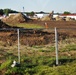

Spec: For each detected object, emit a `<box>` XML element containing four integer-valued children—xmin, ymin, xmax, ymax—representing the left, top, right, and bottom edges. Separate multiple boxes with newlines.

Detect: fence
<box><xmin>0</xmin><ymin>28</ymin><xmax>76</xmax><ymax>65</ymax></box>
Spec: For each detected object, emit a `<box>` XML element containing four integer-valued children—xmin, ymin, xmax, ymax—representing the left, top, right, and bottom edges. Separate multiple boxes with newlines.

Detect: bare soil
<box><xmin>0</xmin><ymin>20</ymin><xmax>76</xmax><ymax>46</ymax></box>
<box><xmin>29</xmin><ymin>20</ymin><xmax>76</xmax><ymax>28</ymax></box>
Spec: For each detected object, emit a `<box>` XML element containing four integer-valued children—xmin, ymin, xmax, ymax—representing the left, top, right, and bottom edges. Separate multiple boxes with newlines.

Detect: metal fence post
<box><xmin>17</xmin><ymin>29</ymin><xmax>20</xmax><ymax>64</ymax></box>
<box><xmin>55</xmin><ymin>27</ymin><xmax>59</xmax><ymax>65</ymax></box>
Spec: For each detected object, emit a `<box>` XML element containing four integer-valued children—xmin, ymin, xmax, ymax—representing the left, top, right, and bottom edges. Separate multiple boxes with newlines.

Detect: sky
<box><xmin>0</xmin><ymin>0</ymin><xmax>76</xmax><ymax>13</ymax></box>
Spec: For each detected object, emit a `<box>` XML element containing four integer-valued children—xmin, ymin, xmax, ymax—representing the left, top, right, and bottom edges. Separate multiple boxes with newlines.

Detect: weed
<box><xmin>0</xmin><ymin>60</ymin><xmax>12</xmax><ymax>70</ymax></box>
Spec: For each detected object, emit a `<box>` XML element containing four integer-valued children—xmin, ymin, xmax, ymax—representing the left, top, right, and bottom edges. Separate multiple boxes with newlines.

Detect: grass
<box><xmin>0</xmin><ymin>37</ymin><xmax>76</xmax><ymax>74</ymax></box>
<box><xmin>61</xmin><ymin>44</ymin><xmax>76</xmax><ymax>52</ymax></box>
<box><xmin>58</xmin><ymin>38</ymin><xmax>76</xmax><ymax>52</ymax></box>
<box><xmin>0</xmin><ymin>60</ymin><xmax>12</xmax><ymax>70</ymax></box>
<box><xmin>1</xmin><ymin>56</ymin><xmax>76</xmax><ymax>75</ymax></box>
<box><xmin>7</xmin><ymin>23</ymin><xmax>44</xmax><ymax>29</ymax></box>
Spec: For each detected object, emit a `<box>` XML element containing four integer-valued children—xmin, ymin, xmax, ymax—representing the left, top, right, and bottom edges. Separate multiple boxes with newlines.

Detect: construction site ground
<box><xmin>0</xmin><ymin>20</ymin><xmax>76</xmax><ymax>46</ymax></box>
<box><xmin>0</xmin><ymin>20</ymin><xmax>76</xmax><ymax>64</ymax></box>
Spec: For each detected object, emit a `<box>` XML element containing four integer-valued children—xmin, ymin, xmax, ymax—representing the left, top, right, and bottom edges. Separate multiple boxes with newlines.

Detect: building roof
<box><xmin>60</xmin><ymin>14</ymin><xmax>76</xmax><ymax>16</ymax></box>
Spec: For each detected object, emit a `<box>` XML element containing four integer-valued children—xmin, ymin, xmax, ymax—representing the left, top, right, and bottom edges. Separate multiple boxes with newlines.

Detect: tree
<box><xmin>3</xmin><ymin>8</ymin><xmax>18</xmax><ymax>16</ymax></box>
<box><xmin>30</xmin><ymin>11</ymin><xmax>35</xmax><ymax>16</ymax></box>
<box><xmin>3</xmin><ymin>9</ymin><xmax>9</xmax><ymax>16</ymax></box>
<box><xmin>26</xmin><ymin>11</ymin><xmax>35</xmax><ymax>16</ymax></box>
<box><xmin>0</xmin><ymin>9</ymin><xmax>4</xmax><ymax>15</ymax></box>
<box><xmin>63</xmin><ymin>11</ymin><xmax>71</xmax><ymax>15</ymax></box>
<box><xmin>39</xmin><ymin>11</ymin><xmax>44</xmax><ymax>13</ymax></box>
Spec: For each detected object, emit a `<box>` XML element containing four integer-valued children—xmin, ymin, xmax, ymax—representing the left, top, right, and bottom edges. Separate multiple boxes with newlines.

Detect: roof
<box><xmin>60</xmin><ymin>14</ymin><xmax>76</xmax><ymax>16</ymax></box>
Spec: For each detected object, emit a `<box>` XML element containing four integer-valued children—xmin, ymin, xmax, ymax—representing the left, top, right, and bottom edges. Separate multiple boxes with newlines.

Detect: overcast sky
<box><xmin>0</xmin><ymin>0</ymin><xmax>76</xmax><ymax>13</ymax></box>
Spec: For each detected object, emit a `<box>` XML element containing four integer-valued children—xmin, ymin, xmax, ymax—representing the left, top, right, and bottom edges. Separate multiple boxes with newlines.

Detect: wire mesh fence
<box><xmin>0</xmin><ymin>28</ymin><xmax>76</xmax><ymax>65</ymax></box>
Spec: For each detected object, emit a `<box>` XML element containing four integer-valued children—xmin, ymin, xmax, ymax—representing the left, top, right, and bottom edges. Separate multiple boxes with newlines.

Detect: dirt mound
<box><xmin>41</xmin><ymin>15</ymin><xmax>51</xmax><ymax>21</ymax></box>
<box><xmin>2</xmin><ymin>13</ymin><xmax>32</xmax><ymax>23</ymax></box>
<box><xmin>0</xmin><ymin>29</ymin><xmax>76</xmax><ymax>46</ymax></box>
<box><xmin>55</xmin><ymin>16</ymin><xmax>63</xmax><ymax>21</ymax></box>
<box><xmin>0</xmin><ymin>20</ymin><xmax>11</xmax><ymax>28</ymax></box>
<box><xmin>65</xmin><ymin>17</ymin><xmax>75</xmax><ymax>21</ymax></box>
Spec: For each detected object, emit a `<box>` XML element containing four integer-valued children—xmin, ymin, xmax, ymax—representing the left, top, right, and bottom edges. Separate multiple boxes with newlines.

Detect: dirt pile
<box><xmin>0</xmin><ymin>30</ymin><xmax>54</xmax><ymax>46</ymax></box>
<box><xmin>2</xmin><ymin>13</ymin><xmax>32</xmax><ymax>23</ymax></box>
<box><xmin>0</xmin><ymin>29</ymin><xmax>76</xmax><ymax>47</ymax></box>
<box><xmin>55</xmin><ymin>16</ymin><xmax>63</xmax><ymax>21</ymax></box>
<box><xmin>65</xmin><ymin>17</ymin><xmax>75</xmax><ymax>21</ymax></box>
<box><xmin>41</xmin><ymin>15</ymin><xmax>51</xmax><ymax>21</ymax></box>
<box><xmin>0</xmin><ymin>20</ymin><xmax>11</xmax><ymax>28</ymax></box>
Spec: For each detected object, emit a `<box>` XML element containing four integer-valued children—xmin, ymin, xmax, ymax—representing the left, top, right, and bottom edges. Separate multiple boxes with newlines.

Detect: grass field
<box><xmin>0</xmin><ymin>37</ymin><xmax>76</xmax><ymax>75</ymax></box>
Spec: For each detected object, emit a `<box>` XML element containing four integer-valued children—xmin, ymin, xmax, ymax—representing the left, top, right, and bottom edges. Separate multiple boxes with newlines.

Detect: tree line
<box><xmin>0</xmin><ymin>9</ymin><xmax>18</xmax><ymax>16</ymax></box>
<box><xmin>0</xmin><ymin>9</ymin><xmax>35</xmax><ymax>16</ymax></box>
<box><xmin>0</xmin><ymin>8</ymin><xmax>71</xmax><ymax>16</ymax></box>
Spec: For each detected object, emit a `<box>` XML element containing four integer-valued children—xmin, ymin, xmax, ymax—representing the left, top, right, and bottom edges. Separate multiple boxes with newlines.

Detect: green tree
<box><xmin>26</xmin><ymin>11</ymin><xmax>35</xmax><ymax>17</ymax></box>
<box><xmin>63</xmin><ymin>11</ymin><xmax>71</xmax><ymax>15</ymax></box>
<box><xmin>0</xmin><ymin>9</ymin><xmax>4</xmax><ymax>15</ymax></box>
<box><xmin>30</xmin><ymin>11</ymin><xmax>35</xmax><ymax>16</ymax></box>
<box><xmin>3</xmin><ymin>8</ymin><xmax>18</xmax><ymax>16</ymax></box>
<box><xmin>3</xmin><ymin>9</ymin><xmax>9</xmax><ymax>16</ymax></box>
